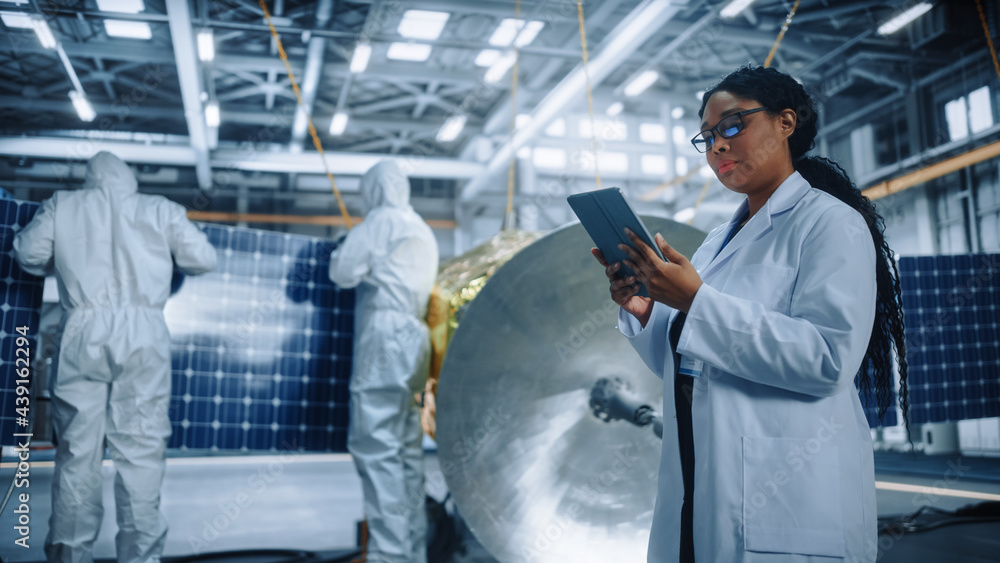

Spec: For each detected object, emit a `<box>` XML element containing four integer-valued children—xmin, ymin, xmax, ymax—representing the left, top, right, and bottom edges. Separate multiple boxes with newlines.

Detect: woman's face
<box><xmin>700</xmin><ymin>91</ymin><xmax>796</xmax><ymax>196</ymax></box>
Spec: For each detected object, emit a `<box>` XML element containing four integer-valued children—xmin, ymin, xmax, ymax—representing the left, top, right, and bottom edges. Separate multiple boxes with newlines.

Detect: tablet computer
<box><xmin>567</xmin><ymin>187</ymin><xmax>665</xmax><ymax>298</ymax></box>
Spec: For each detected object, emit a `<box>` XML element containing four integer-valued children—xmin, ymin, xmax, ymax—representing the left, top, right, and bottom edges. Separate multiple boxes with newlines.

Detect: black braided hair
<box><xmin>698</xmin><ymin>65</ymin><xmax>909</xmax><ymax>430</ymax></box>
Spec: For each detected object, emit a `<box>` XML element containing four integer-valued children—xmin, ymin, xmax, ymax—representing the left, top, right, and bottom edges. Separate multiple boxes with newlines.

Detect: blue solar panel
<box><xmin>0</xmin><ymin>200</ymin><xmax>44</xmax><ymax>446</ymax></box>
<box><xmin>0</xmin><ymin>198</ymin><xmax>354</xmax><ymax>452</ymax></box>
<box><xmin>165</xmin><ymin>225</ymin><xmax>354</xmax><ymax>452</ymax></box>
<box><xmin>899</xmin><ymin>254</ymin><xmax>1000</xmax><ymax>424</ymax></box>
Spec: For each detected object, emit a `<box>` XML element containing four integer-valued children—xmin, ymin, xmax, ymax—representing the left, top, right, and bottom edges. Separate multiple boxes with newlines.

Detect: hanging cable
<box><xmin>504</xmin><ymin>0</ymin><xmax>522</xmax><ymax>230</ymax></box>
<box><xmin>763</xmin><ymin>0</ymin><xmax>802</xmax><ymax>68</ymax></box>
<box><xmin>577</xmin><ymin>0</ymin><xmax>601</xmax><ymax>189</ymax></box>
<box><xmin>976</xmin><ymin>0</ymin><xmax>1000</xmax><ymax>85</ymax></box>
<box><xmin>258</xmin><ymin>0</ymin><xmax>353</xmax><ymax>229</ymax></box>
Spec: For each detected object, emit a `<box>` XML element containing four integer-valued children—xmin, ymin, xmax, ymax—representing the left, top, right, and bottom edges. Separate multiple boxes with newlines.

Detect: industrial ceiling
<box><xmin>0</xmin><ymin>0</ymin><xmax>992</xmax><ymax>251</ymax></box>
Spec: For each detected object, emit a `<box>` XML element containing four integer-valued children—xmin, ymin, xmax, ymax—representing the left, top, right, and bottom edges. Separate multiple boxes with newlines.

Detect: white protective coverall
<box><xmin>13</xmin><ymin>151</ymin><xmax>218</xmax><ymax>563</ymax></box>
<box><xmin>329</xmin><ymin>160</ymin><xmax>439</xmax><ymax>563</ymax></box>
<box><xmin>619</xmin><ymin>171</ymin><xmax>878</xmax><ymax>562</ymax></box>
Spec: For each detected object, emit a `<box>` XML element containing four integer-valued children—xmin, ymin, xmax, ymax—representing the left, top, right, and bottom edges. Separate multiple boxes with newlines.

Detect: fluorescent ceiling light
<box><xmin>204</xmin><ymin>100</ymin><xmax>220</xmax><ymax>127</ymax></box>
<box><xmin>671</xmin><ymin>107</ymin><xmax>684</xmax><ymax>119</ymax></box>
<box><xmin>675</xmin><ymin>156</ymin><xmax>688</xmax><ymax>176</ymax></box>
<box><xmin>484</xmin><ymin>51</ymin><xmax>516</xmax><ymax>84</ymax></box>
<box><xmin>104</xmin><ymin>19</ymin><xmax>152</xmax><ymax>39</ymax></box>
<box><xmin>695</xmin><ymin>90</ymin><xmax>705</xmax><ymax>101</ymax></box>
<box><xmin>1</xmin><ymin>11</ymin><xmax>33</xmax><ymax>28</ymax></box>
<box><xmin>475</xmin><ymin>49</ymin><xmax>501</xmax><ymax>67</ymax></box>
<box><xmin>720</xmin><ymin>0</ymin><xmax>756</xmax><ymax>20</ymax></box>
<box><xmin>397</xmin><ymin>10</ymin><xmax>449</xmax><ymax>40</ymax></box>
<box><xmin>516</xmin><ymin>114</ymin><xmax>531</xmax><ymax>129</ymax></box>
<box><xmin>623</xmin><ymin>70</ymin><xmax>658</xmax><ymax>97</ymax></box>
<box><xmin>489</xmin><ymin>18</ymin><xmax>544</xmax><ymax>48</ymax></box>
<box><xmin>436</xmin><ymin>114</ymin><xmax>466</xmax><ymax>142</ymax></box>
<box><xmin>606</xmin><ymin>102</ymin><xmax>624</xmax><ymax>117</ymax></box>
<box><xmin>0</xmin><ymin>1</ymin><xmax>29</xmax><ymax>5</ymax></box>
<box><xmin>95</xmin><ymin>0</ymin><xmax>144</xmax><ymax>13</ymax></box>
<box><xmin>517</xmin><ymin>146</ymin><xmax>532</xmax><ymax>159</ymax></box>
<box><xmin>877</xmin><ymin>2</ymin><xmax>933</xmax><ymax>35</ymax></box>
<box><xmin>329</xmin><ymin>112</ymin><xmax>348</xmax><ymax>135</ymax></box>
<box><xmin>386</xmin><ymin>42</ymin><xmax>431</xmax><ymax>62</ymax></box>
<box><xmin>32</xmin><ymin>17</ymin><xmax>56</xmax><ymax>48</ymax></box>
<box><xmin>69</xmin><ymin>90</ymin><xmax>96</xmax><ymax>122</ymax></box>
<box><xmin>197</xmin><ymin>29</ymin><xmax>214</xmax><ymax>62</ymax></box>
<box><xmin>350</xmin><ymin>42</ymin><xmax>371</xmax><ymax>73</ymax></box>
<box><xmin>699</xmin><ymin>165</ymin><xmax>714</xmax><ymax>178</ymax></box>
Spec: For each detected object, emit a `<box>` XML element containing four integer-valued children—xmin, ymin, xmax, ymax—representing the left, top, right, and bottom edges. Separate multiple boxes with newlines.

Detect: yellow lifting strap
<box><xmin>976</xmin><ymin>0</ymin><xmax>1000</xmax><ymax>85</ymax></box>
<box><xmin>505</xmin><ymin>0</ymin><xmax>522</xmax><ymax>227</ymax></box>
<box><xmin>764</xmin><ymin>0</ymin><xmax>802</xmax><ymax>68</ymax></box>
<box><xmin>258</xmin><ymin>0</ymin><xmax>353</xmax><ymax>229</ymax></box>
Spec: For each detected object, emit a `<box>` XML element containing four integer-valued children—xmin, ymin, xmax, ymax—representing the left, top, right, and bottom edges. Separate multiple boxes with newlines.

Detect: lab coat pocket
<box><xmin>723</xmin><ymin>264</ymin><xmax>795</xmax><ymax>313</ymax></box>
<box><xmin>742</xmin><ymin>436</ymin><xmax>845</xmax><ymax>558</ymax></box>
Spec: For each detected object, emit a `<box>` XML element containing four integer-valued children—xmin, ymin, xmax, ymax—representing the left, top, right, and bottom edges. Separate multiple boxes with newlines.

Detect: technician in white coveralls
<box><xmin>593</xmin><ymin>66</ymin><xmax>909</xmax><ymax>562</ymax></box>
<box><xmin>13</xmin><ymin>151</ymin><xmax>217</xmax><ymax>563</ymax></box>
<box><xmin>329</xmin><ymin>160</ymin><xmax>439</xmax><ymax>563</ymax></box>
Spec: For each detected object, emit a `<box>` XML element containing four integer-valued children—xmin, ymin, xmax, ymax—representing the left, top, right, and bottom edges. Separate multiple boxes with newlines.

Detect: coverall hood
<box><xmin>83</xmin><ymin>151</ymin><xmax>138</xmax><ymax>194</ymax></box>
<box><xmin>360</xmin><ymin>160</ymin><xmax>410</xmax><ymax>213</ymax></box>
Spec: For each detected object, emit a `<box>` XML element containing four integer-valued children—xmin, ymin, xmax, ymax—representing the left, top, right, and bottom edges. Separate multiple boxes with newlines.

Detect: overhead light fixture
<box><xmin>484</xmin><ymin>51</ymin><xmax>516</xmax><ymax>84</ymax></box>
<box><xmin>386</xmin><ymin>42</ymin><xmax>431</xmax><ymax>62</ymax></box>
<box><xmin>197</xmin><ymin>29</ymin><xmax>214</xmax><ymax>62</ymax></box>
<box><xmin>329</xmin><ymin>111</ymin><xmax>348</xmax><ymax>135</ymax></box>
<box><xmin>720</xmin><ymin>0</ymin><xmax>756</xmax><ymax>20</ymax></box>
<box><xmin>350</xmin><ymin>42</ymin><xmax>371</xmax><ymax>73</ymax></box>
<box><xmin>489</xmin><ymin>18</ymin><xmax>545</xmax><ymax>48</ymax></box>
<box><xmin>0</xmin><ymin>11</ymin><xmax>31</xmax><ymax>27</ymax></box>
<box><xmin>397</xmin><ymin>10</ymin><xmax>449</xmax><ymax>40</ymax></box>
<box><xmin>104</xmin><ymin>19</ymin><xmax>152</xmax><ymax>39</ymax></box>
<box><xmin>95</xmin><ymin>0</ymin><xmax>145</xmax><ymax>13</ymax></box>
<box><xmin>0</xmin><ymin>1</ymin><xmax>29</xmax><ymax>5</ymax></box>
<box><xmin>475</xmin><ymin>49</ymin><xmax>501</xmax><ymax>67</ymax></box>
<box><xmin>877</xmin><ymin>2</ymin><xmax>933</xmax><ymax>35</ymax></box>
<box><xmin>436</xmin><ymin>114</ymin><xmax>466</xmax><ymax>142</ymax></box>
<box><xmin>32</xmin><ymin>17</ymin><xmax>56</xmax><ymax>48</ymax></box>
<box><xmin>623</xmin><ymin>70</ymin><xmax>658</xmax><ymax>97</ymax></box>
<box><xmin>695</xmin><ymin>90</ymin><xmax>706</xmax><ymax>101</ymax></box>
<box><xmin>69</xmin><ymin>90</ymin><xmax>96</xmax><ymax>122</ymax></box>
<box><xmin>671</xmin><ymin>106</ymin><xmax>684</xmax><ymax>119</ymax></box>
<box><xmin>1</xmin><ymin>11</ymin><xmax>55</xmax><ymax>47</ymax></box>
<box><xmin>606</xmin><ymin>102</ymin><xmax>624</xmax><ymax>117</ymax></box>
<box><xmin>204</xmin><ymin>100</ymin><xmax>220</xmax><ymax>127</ymax></box>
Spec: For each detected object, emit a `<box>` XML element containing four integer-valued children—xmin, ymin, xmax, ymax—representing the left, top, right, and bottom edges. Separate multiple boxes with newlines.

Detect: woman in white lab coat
<box><xmin>592</xmin><ymin>66</ymin><xmax>909</xmax><ymax>562</ymax></box>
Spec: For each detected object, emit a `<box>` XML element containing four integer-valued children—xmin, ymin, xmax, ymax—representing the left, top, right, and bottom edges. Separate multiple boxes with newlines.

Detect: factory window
<box><xmin>641</xmin><ymin>154</ymin><xmax>668</xmax><ymax>176</ymax></box>
<box><xmin>943</xmin><ymin>85</ymin><xmax>995</xmax><ymax>144</ymax></box>
<box><xmin>675</xmin><ymin>156</ymin><xmax>689</xmax><ymax>176</ymax></box>
<box><xmin>579</xmin><ymin>117</ymin><xmax>627</xmax><ymax>141</ymax></box>
<box><xmin>533</xmin><ymin>147</ymin><xmax>566</xmax><ymax>169</ymax></box>
<box><xmin>672</xmin><ymin>125</ymin><xmax>687</xmax><ymax>145</ymax></box>
<box><xmin>578</xmin><ymin>151</ymin><xmax>629</xmax><ymax>173</ymax></box>
<box><xmin>639</xmin><ymin>123</ymin><xmax>667</xmax><ymax>144</ymax></box>
<box><xmin>545</xmin><ymin>118</ymin><xmax>566</xmax><ymax>137</ymax></box>
<box><xmin>968</xmin><ymin>86</ymin><xmax>994</xmax><ymax>134</ymax></box>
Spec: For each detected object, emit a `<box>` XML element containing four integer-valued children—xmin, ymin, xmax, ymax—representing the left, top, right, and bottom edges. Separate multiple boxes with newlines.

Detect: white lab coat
<box><xmin>619</xmin><ymin>172</ymin><xmax>878</xmax><ymax>562</ymax></box>
<box><xmin>13</xmin><ymin>151</ymin><xmax>217</xmax><ymax>563</ymax></box>
<box><xmin>330</xmin><ymin>160</ymin><xmax>438</xmax><ymax>563</ymax></box>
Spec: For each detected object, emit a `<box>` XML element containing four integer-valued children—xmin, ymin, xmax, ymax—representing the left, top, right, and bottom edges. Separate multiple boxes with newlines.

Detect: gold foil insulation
<box><xmin>421</xmin><ymin>229</ymin><xmax>542</xmax><ymax>439</ymax></box>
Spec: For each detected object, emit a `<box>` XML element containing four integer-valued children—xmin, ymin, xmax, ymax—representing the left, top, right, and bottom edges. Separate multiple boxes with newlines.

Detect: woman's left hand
<box><xmin>619</xmin><ymin>229</ymin><xmax>703</xmax><ymax>313</ymax></box>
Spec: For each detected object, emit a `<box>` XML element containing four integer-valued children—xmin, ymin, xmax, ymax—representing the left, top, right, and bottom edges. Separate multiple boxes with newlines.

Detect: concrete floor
<box><xmin>0</xmin><ymin>450</ymin><xmax>998</xmax><ymax>562</ymax></box>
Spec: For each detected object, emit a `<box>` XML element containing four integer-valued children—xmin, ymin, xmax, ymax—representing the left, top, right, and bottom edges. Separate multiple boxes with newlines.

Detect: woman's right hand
<box><xmin>591</xmin><ymin>248</ymin><xmax>653</xmax><ymax>327</ymax></box>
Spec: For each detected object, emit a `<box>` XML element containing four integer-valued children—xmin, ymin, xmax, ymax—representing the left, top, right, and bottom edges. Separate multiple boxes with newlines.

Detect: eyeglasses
<box><xmin>690</xmin><ymin>107</ymin><xmax>767</xmax><ymax>153</ymax></box>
